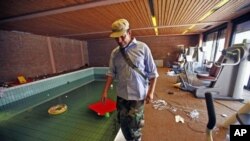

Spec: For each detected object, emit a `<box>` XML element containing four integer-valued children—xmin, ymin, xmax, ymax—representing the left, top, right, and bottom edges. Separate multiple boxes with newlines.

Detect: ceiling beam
<box><xmin>0</xmin><ymin>0</ymin><xmax>131</xmax><ymax>24</ymax></box>
<box><xmin>61</xmin><ymin>20</ymin><xmax>228</xmax><ymax>37</ymax></box>
<box><xmin>84</xmin><ymin>32</ymin><xmax>200</xmax><ymax>41</ymax></box>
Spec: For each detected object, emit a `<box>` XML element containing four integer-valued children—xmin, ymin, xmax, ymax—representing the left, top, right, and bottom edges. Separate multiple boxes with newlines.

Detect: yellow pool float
<box><xmin>48</xmin><ymin>104</ymin><xmax>68</xmax><ymax>115</ymax></box>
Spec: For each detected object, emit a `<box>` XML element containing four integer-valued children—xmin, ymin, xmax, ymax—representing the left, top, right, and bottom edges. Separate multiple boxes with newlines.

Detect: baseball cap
<box><xmin>110</xmin><ymin>19</ymin><xmax>129</xmax><ymax>38</ymax></box>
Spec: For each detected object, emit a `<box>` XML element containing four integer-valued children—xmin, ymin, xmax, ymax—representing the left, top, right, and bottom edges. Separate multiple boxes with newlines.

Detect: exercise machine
<box><xmin>172</xmin><ymin>45</ymin><xmax>201</xmax><ymax>74</ymax></box>
<box><xmin>171</xmin><ymin>45</ymin><xmax>187</xmax><ymax>74</ymax></box>
<box><xmin>205</xmin><ymin>93</ymin><xmax>216</xmax><ymax>141</ymax></box>
<box><xmin>243</xmin><ymin>45</ymin><xmax>250</xmax><ymax>91</ymax></box>
<box><xmin>176</xmin><ymin>46</ymin><xmax>215</xmax><ymax>92</ymax></box>
<box><xmin>195</xmin><ymin>40</ymin><xmax>250</xmax><ymax>100</ymax></box>
<box><xmin>244</xmin><ymin>76</ymin><xmax>250</xmax><ymax>91</ymax></box>
<box><xmin>178</xmin><ymin>40</ymin><xmax>249</xmax><ymax>101</ymax></box>
<box><xmin>177</xmin><ymin>52</ymin><xmax>224</xmax><ymax>92</ymax></box>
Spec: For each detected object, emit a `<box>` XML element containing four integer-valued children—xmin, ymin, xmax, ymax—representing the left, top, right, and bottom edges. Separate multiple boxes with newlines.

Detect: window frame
<box><xmin>202</xmin><ymin>23</ymin><xmax>227</xmax><ymax>62</ymax></box>
<box><xmin>230</xmin><ymin>11</ymin><xmax>250</xmax><ymax>46</ymax></box>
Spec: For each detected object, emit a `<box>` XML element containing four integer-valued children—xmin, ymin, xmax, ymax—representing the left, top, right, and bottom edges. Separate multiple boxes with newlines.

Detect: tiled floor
<box><xmin>0</xmin><ymin>81</ymin><xmax>118</xmax><ymax>141</ymax></box>
<box><xmin>141</xmin><ymin>68</ymin><xmax>248</xmax><ymax>141</ymax></box>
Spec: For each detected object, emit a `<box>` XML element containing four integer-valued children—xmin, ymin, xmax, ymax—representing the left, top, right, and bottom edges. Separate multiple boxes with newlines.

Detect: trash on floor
<box><xmin>188</xmin><ymin>109</ymin><xmax>200</xmax><ymax>119</ymax></box>
<box><xmin>175</xmin><ymin>115</ymin><xmax>185</xmax><ymax>123</ymax></box>
<box><xmin>152</xmin><ymin>99</ymin><xmax>167</xmax><ymax>110</ymax></box>
<box><xmin>166</xmin><ymin>71</ymin><xmax>178</xmax><ymax>76</ymax></box>
<box><xmin>170</xmin><ymin>106</ymin><xmax>177</xmax><ymax>112</ymax></box>
<box><xmin>168</xmin><ymin>91</ymin><xmax>174</xmax><ymax>95</ymax></box>
<box><xmin>173</xmin><ymin>82</ymin><xmax>181</xmax><ymax>88</ymax></box>
<box><xmin>221</xmin><ymin>114</ymin><xmax>228</xmax><ymax>117</ymax></box>
<box><xmin>17</xmin><ymin>75</ymin><xmax>27</xmax><ymax>84</ymax></box>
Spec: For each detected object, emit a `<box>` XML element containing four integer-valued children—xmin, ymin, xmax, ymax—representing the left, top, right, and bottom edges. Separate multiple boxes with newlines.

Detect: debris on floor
<box><xmin>221</xmin><ymin>114</ymin><xmax>228</xmax><ymax>117</ymax></box>
<box><xmin>188</xmin><ymin>109</ymin><xmax>200</xmax><ymax>119</ymax></box>
<box><xmin>168</xmin><ymin>91</ymin><xmax>174</xmax><ymax>95</ymax></box>
<box><xmin>170</xmin><ymin>106</ymin><xmax>177</xmax><ymax>112</ymax></box>
<box><xmin>175</xmin><ymin>115</ymin><xmax>185</xmax><ymax>123</ymax></box>
<box><xmin>152</xmin><ymin>100</ymin><xmax>167</xmax><ymax>110</ymax></box>
<box><xmin>166</xmin><ymin>71</ymin><xmax>178</xmax><ymax>76</ymax></box>
<box><xmin>173</xmin><ymin>82</ymin><xmax>181</xmax><ymax>88</ymax></box>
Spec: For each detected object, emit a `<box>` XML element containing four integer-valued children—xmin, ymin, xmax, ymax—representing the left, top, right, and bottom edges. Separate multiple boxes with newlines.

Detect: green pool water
<box><xmin>0</xmin><ymin>81</ymin><xmax>118</xmax><ymax>141</ymax></box>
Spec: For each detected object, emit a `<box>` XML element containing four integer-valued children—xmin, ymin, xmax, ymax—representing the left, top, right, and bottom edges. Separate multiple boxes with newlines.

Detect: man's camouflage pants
<box><xmin>117</xmin><ymin>96</ymin><xmax>144</xmax><ymax>141</ymax></box>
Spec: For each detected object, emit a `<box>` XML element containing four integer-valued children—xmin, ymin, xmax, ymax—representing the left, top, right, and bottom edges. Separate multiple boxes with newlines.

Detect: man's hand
<box><xmin>101</xmin><ymin>92</ymin><xmax>108</xmax><ymax>104</ymax></box>
<box><xmin>145</xmin><ymin>92</ymin><xmax>153</xmax><ymax>104</ymax></box>
<box><xmin>101</xmin><ymin>76</ymin><xmax>113</xmax><ymax>104</ymax></box>
<box><xmin>145</xmin><ymin>77</ymin><xmax>157</xmax><ymax>104</ymax></box>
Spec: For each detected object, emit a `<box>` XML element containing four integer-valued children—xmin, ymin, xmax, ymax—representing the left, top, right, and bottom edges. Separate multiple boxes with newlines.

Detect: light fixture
<box><xmin>182</xmin><ymin>30</ymin><xmax>188</xmax><ymax>35</ymax></box>
<box><xmin>154</xmin><ymin>27</ymin><xmax>159</xmax><ymax>36</ymax></box>
<box><xmin>188</xmin><ymin>24</ymin><xmax>196</xmax><ymax>30</ymax></box>
<box><xmin>198</xmin><ymin>10</ymin><xmax>215</xmax><ymax>22</ymax></box>
<box><xmin>214</xmin><ymin>0</ymin><xmax>230</xmax><ymax>10</ymax></box>
<box><xmin>152</xmin><ymin>16</ymin><xmax>157</xmax><ymax>27</ymax></box>
<box><xmin>149</xmin><ymin>0</ymin><xmax>158</xmax><ymax>36</ymax></box>
<box><xmin>182</xmin><ymin>0</ymin><xmax>229</xmax><ymax>34</ymax></box>
<box><xmin>152</xmin><ymin>16</ymin><xmax>158</xmax><ymax>35</ymax></box>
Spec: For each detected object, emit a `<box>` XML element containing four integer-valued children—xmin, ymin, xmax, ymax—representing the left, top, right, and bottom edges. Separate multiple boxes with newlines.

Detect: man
<box><xmin>101</xmin><ymin>19</ymin><xmax>158</xmax><ymax>141</ymax></box>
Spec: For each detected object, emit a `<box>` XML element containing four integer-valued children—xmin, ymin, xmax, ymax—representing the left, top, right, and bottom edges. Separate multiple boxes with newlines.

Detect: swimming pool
<box><xmin>0</xmin><ymin>67</ymin><xmax>120</xmax><ymax>140</ymax></box>
<box><xmin>0</xmin><ymin>80</ymin><xmax>118</xmax><ymax>141</ymax></box>
<box><xmin>0</xmin><ymin>67</ymin><xmax>108</xmax><ymax>120</ymax></box>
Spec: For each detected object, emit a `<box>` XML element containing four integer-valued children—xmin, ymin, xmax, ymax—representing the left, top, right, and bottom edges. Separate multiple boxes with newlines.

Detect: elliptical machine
<box><xmin>195</xmin><ymin>40</ymin><xmax>250</xmax><ymax>100</ymax></box>
<box><xmin>176</xmin><ymin>46</ymin><xmax>212</xmax><ymax>92</ymax></box>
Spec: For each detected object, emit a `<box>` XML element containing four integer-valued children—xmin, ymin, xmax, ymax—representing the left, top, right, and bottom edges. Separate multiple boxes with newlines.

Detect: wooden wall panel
<box><xmin>88</xmin><ymin>39</ymin><xmax>117</xmax><ymax>67</ymax></box>
<box><xmin>88</xmin><ymin>35</ymin><xmax>199</xmax><ymax>67</ymax></box>
<box><xmin>50</xmin><ymin>37</ymin><xmax>84</xmax><ymax>73</ymax></box>
<box><xmin>0</xmin><ymin>30</ymin><xmax>51</xmax><ymax>82</ymax></box>
<box><xmin>138</xmin><ymin>35</ymin><xmax>199</xmax><ymax>66</ymax></box>
<box><xmin>0</xmin><ymin>30</ymin><xmax>87</xmax><ymax>82</ymax></box>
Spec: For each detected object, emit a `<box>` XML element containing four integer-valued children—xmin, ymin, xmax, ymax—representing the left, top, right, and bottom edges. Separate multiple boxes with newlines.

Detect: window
<box><xmin>203</xmin><ymin>26</ymin><xmax>226</xmax><ymax>62</ymax></box>
<box><xmin>216</xmin><ymin>29</ymin><xmax>226</xmax><ymax>61</ymax></box>
<box><xmin>232</xmin><ymin>20</ymin><xmax>250</xmax><ymax>44</ymax></box>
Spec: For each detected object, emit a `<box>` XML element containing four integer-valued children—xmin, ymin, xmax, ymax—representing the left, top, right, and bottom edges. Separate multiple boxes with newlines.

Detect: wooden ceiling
<box><xmin>0</xmin><ymin>0</ymin><xmax>250</xmax><ymax>41</ymax></box>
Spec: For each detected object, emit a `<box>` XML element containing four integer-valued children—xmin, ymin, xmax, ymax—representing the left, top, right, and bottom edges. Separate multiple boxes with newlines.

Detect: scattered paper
<box><xmin>170</xmin><ymin>107</ymin><xmax>177</xmax><ymax>112</ymax></box>
<box><xmin>189</xmin><ymin>109</ymin><xmax>199</xmax><ymax>119</ymax></box>
<box><xmin>166</xmin><ymin>71</ymin><xmax>178</xmax><ymax>76</ymax></box>
<box><xmin>175</xmin><ymin>115</ymin><xmax>185</xmax><ymax>123</ymax></box>
<box><xmin>221</xmin><ymin>114</ymin><xmax>228</xmax><ymax>117</ymax></box>
<box><xmin>152</xmin><ymin>100</ymin><xmax>167</xmax><ymax>110</ymax></box>
<box><xmin>173</xmin><ymin>83</ymin><xmax>181</xmax><ymax>88</ymax></box>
